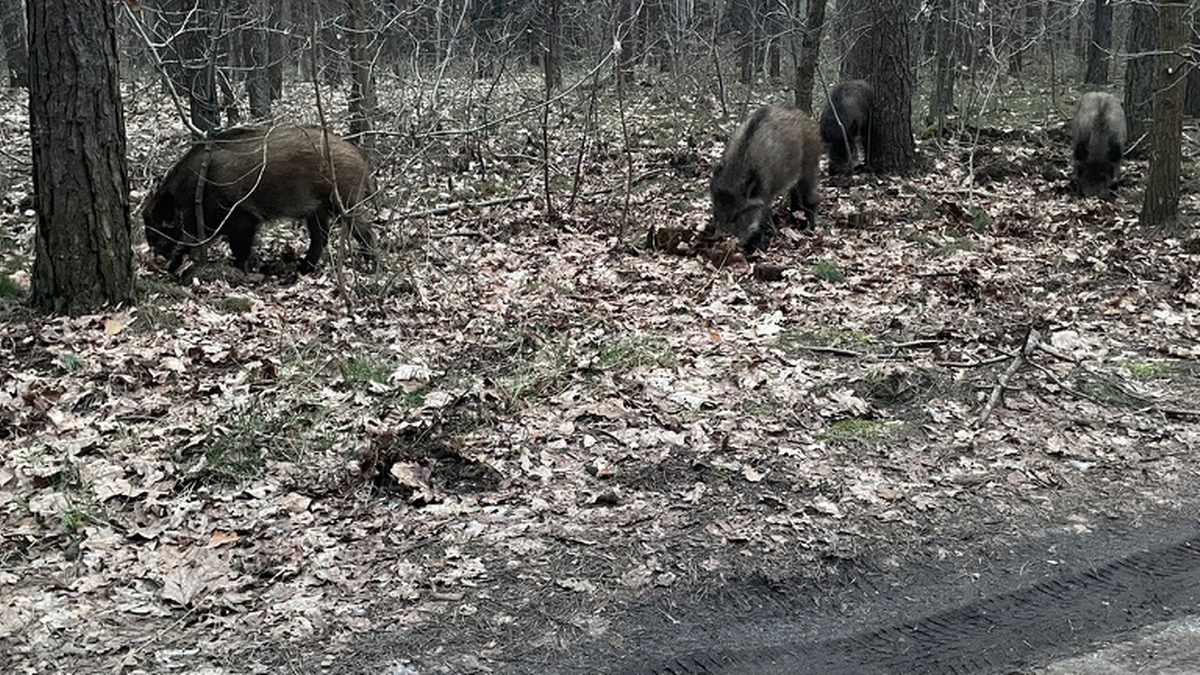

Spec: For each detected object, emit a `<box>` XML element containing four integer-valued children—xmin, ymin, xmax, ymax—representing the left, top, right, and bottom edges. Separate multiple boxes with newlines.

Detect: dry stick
<box><xmin>540</xmin><ymin>62</ymin><xmax>555</xmax><ymax>221</ymax></box>
<box><xmin>614</xmin><ymin>38</ymin><xmax>634</xmax><ymax>241</ymax></box>
<box><xmin>975</xmin><ymin>328</ymin><xmax>1041</xmax><ymax>428</ymax></box>
<box><xmin>308</xmin><ymin>18</ymin><xmax>351</xmax><ymax>310</ymax></box>
<box><xmin>799</xmin><ymin>345</ymin><xmax>864</xmax><ymax>358</ymax></box>
<box><xmin>568</xmin><ymin>66</ymin><xmax>603</xmax><ymax>213</ymax></box>
<box><xmin>404</xmin><ymin>194</ymin><xmax>535</xmax><ymax>219</ymax></box>
<box><xmin>937</xmin><ymin>354</ymin><xmax>1012</xmax><ymax>369</ymax></box>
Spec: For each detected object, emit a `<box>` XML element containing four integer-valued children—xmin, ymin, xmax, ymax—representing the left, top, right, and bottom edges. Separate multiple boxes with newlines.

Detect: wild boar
<box><xmin>143</xmin><ymin>125</ymin><xmax>377</xmax><ymax>274</ymax></box>
<box><xmin>709</xmin><ymin>104</ymin><xmax>821</xmax><ymax>252</ymax></box>
<box><xmin>1072</xmin><ymin>92</ymin><xmax>1127</xmax><ymax>198</ymax></box>
<box><xmin>819</xmin><ymin>80</ymin><xmax>874</xmax><ymax>176</ymax></box>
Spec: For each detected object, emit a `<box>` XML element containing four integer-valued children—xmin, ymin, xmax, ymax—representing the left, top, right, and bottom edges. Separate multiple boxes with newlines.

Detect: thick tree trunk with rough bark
<box><xmin>1124</xmin><ymin>3</ymin><xmax>1158</xmax><ymax>148</ymax></box>
<box><xmin>1140</xmin><ymin>0</ymin><xmax>1188</xmax><ymax>231</ymax></box>
<box><xmin>27</xmin><ymin>0</ymin><xmax>133</xmax><ymax>314</ymax></box>
<box><xmin>1084</xmin><ymin>0</ymin><xmax>1113</xmax><ymax>85</ymax></box>
<box><xmin>840</xmin><ymin>0</ymin><xmax>916</xmax><ymax>174</ymax></box>
<box><xmin>793</xmin><ymin>0</ymin><xmax>828</xmax><ymax>114</ymax></box>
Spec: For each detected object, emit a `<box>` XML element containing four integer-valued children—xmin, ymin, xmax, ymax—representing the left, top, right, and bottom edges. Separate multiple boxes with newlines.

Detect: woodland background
<box><xmin>1</xmin><ymin>1</ymin><xmax>1199</xmax><ymax>674</ymax></box>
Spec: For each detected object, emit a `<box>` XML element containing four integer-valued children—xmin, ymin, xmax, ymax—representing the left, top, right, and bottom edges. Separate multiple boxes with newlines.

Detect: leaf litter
<box><xmin>1</xmin><ymin>76</ymin><xmax>1199</xmax><ymax>674</ymax></box>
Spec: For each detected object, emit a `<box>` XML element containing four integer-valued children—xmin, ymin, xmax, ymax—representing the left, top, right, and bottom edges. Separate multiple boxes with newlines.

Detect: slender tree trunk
<box><xmin>27</xmin><ymin>0</ymin><xmax>134</xmax><ymax>314</ymax></box>
<box><xmin>928</xmin><ymin>0</ymin><xmax>958</xmax><ymax>133</ymax></box>
<box><xmin>1186</xmin><ymin>3</ymin><xmax>1200</xmax><ymax>116</ymax></box>
<box><xmin>840</xmin><ymin>0</ymin><xmax>916</xmax><ymax>174</ymax></box>
<box><xmin>1084</xmin><ymin>0</ymin><xmax>1113</xmax><ymax>85</ymax></box>
<box><xmin>1</xmin><ymin>0</ymin><xmax>28</xmax><ymax>87</ymax></box>
<box><xmin>734</xmin><ymin>0</ymin><xmax>761</xmax><ymax>84</ymax></box>
<box><xmin>1124</xmin><ymin>2</ymin><xmax>1158</xmax><ymax>148</ymax></box>
<box><xmin>160</xmin><ymin>0</ymin><xmax>222</xmax><ymax>133</ymax></box>
<box><xmin>793</xmin><ymin>0</ymin><xmax>828</xmax><ymax>114</ymax></box>
<box><xmin>616</xmin><ymin>0</ymin><xmax>635</xmax><ymax>84</ymax></box>
<box><xmin>268</xmin><ymin>0</ymin><xmax>289</xmax><ymax>100</ymax></box>
<box><xmin>1140</xmin><ymin>0</ymin><xmax>1189</xmax><ymax>231</ymax></box>
<box><xmin>246</xmin><ymin>0</ymin><xmax>271</xmax><ymax>117</ymax></box>
<box><xmin>347</xmin><ymin>0</ymin><xmax>374</xmax><ymax>141</ymax></box>
<box><xmin>542</xmin><ymin>0</ymin><xmax>561</xmax><ymax>90</ymax></box>
<box><xmin>767</xmin><ymin>4</ymin><xmax>781</xmax><ymax>80</ymax></box>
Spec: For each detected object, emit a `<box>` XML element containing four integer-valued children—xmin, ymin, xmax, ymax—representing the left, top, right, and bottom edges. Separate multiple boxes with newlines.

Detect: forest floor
<box><xmin>2</xmin><ymin>74</ymin><xmax>1200</xmax><ymax>674</ymax></box>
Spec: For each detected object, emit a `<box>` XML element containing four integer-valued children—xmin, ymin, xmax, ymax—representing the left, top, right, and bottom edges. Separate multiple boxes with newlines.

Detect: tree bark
<box><xmin>246</xmin><ymin>0</ymin><xmax>272</xmax><ymax>118</ymax></box>
<box><xmin>793</xmin><ymin>0</ymin><xmax>828</xmax><ymax>114</ymax></box>
<box><xmin>347</xmin><ymin>0</ymin><xmax>375</xmax><ymax>141</ymax></box>
<box><xmin>928</xmin><ymin>0</ymin><xmax>958</xmax><ymax>134</ymax></box>
<box><xmin>1140</xmin><ymin>0</ymin><xmax>1188</xmax><ymax>231</ymax></box>
<box><xmin>27</xmin><ymin>0</ymin><xmax>134</xmax><ymax>314</ymax></box>
<box><xmin>268</xmin><ymin>0</ymin><xmax>290</xmax><ymax>100</ymax></box>
<box><xmin>1123</xmin><ymin>2</ymin><xmax>1158</xmax><ymax>148</ymax></box>
<box><xmin>1186</xmin><ymin>3</ymin><xmax>1200</xmax><ymax>117</ymax></box>
<box><xmin>615</xmin><ymin>0</ymin><xmax>635</xmax><ymax>84</ymax></box>
<box><xmin>840</xmin><ymin>0</ymin><xmax>916</xmax><ymax>174</ymax></box>
<box><xmin>1</xmin><ymin>0</ymin><xmax>28</xmax><ymax>87</ymax></box>
<box><xmin>542</xmin><ymin>0</ymin><xmax>561</xmax><ymax>91</ymax></box>
<box><xmin>1084</xmin><ymin>0</ymin><xmax>1113</xmax><ymax>85</ymax></box>
<box><xmin>160</xmin><ymin>0</ymin><xmax>222</xmax><ymax>133</ymax></box>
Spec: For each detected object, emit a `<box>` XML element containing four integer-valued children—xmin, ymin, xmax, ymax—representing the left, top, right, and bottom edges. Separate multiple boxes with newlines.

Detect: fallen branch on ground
<box><xmin>975</xmin><ymin>328</ymin><xmax>1041</xmax><ymax>428</ymax></box>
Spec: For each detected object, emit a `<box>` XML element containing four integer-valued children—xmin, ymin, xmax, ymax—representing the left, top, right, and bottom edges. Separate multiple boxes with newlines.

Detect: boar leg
<box><xmin>299</xmin><ymin>212</ymin><xmax>333</xmax><ymax>274</ymax></box>
<box><xmin>789</xmin><ymin>181</ymin><xmax>819</xmax><ymax>228</ymax></box>
<box><xmin>351</xmin><ymin>221</ymin><xmax>378</xmax><ymax>272</ymax></box>
<box><xmin>224</xmin><ymin>213</ymin><xmax>261</xmax><ymax>272</ymax></box>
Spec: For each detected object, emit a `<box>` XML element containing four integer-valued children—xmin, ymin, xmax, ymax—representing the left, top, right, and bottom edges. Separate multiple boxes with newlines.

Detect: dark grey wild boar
<box><xmin>819</xmin><ymin>80</ymin><xmax>873</xmax><ymax>176</ymax></box>
<box><xmin>1072</xmin><ymin>92</ymin><xmax>1127</xmax><ymax>198</ymax></box>
<box><xmin>709</xmin><ymin>104</ymin><xmax>821</xmax><ymax>252</ymax></box>
<box><xmin>144</xmin><ymin>125</ymin><xmax>377</xmax><ymax>274</ymax></box>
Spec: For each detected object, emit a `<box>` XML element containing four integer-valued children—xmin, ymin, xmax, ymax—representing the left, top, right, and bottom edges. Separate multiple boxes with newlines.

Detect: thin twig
<box><xmin>403</xmin><ymin>194</ymin><xmax>534</xmax><ymax>218</ymax></box>
<box><xmin>974</xmin><ymin>328</ymin><xmax>1041</xmax><ymax>428</ymax></box>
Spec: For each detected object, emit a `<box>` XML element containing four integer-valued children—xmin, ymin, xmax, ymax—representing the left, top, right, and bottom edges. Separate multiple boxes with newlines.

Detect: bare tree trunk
<box><xmin>732</xmin><ymin>0</ymin><xmax>762</xmax><ymax>84</ymax></box>
<box><xmin>27</xmin><ymin>0</ymin><xmax>133</xmax><ymax>314</ymax></box>
<box><xmin>767</xmin><ymin>4</ymin><xmax>782</xmax><ymax>80</ymax></box>
<box><xmin>268</xmin><ymin>0</ymin><xmax>290</xmax><ymax>100</ymax></box>
<box><xmin>1140</xmin><ymin>0</ymin><xmax>1188</xmax><ymax>231</ymax></box>
<box><xmin>928</xmin><ymin>0</ymin><xmax>958</xmax><ymax>133</ymax></box>
<box><xmin>160</xmin><ymin>0</ymin><xmax>223</xmax><ymax>133</ymax></box>
<box><xmin>347</xmin><ymin>0</ymin><xmax>374</xmax><ymax>141</ymax></box>
<box><xmin>840</xmin><ymin>0</ymin><xmax>916</xmax><ymax>174</ymax></box>
<box><xmin>542</xmin><ymin>0</ymin><xmax>561</xmax><ymax>90</ymax></box>
<box><xmin>246</xmin><ymin>0</ymin><xmax>272</xmax><ymax>118</ymax></box>
<box><xmin>616</xmin><ymin>0</ymin><xmax>635</xmax><ymax>83</ymax></box>
<box><xmin>1123</xmin><ymin>2</ymin><xmax>1158</xmax><ymax>148</ymax></box>
<box><xmin>793</xmin><ymin>0</ymin><xmax>828</xmax><ymax>113</ymax></box>
<box><xmin>1186</xmin><ymin>2</ymin><xmax>1200</xmax><ymax>117</ymax></box>
<box><xmin>1084</xmin><ymin>0</ymin><xmax>1114</xmax><ymax>85</ymax></box>
<box><xmin>1</xmin><ymin>0</ymin><xmax>28</xmax><ymax>87</ymax></box>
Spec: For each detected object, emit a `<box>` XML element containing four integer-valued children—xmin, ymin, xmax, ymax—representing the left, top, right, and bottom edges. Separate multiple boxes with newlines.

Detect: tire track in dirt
<box><xmin>611</xmin><ymin>532</ymin><xmax>1200</xmax><ymax>675</ymax></box>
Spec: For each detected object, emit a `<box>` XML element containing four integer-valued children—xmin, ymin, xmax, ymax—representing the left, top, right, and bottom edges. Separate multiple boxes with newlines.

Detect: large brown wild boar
<box><xmin>143</xmin><ymin>125</ymin><xmax>377</xmax><ymax>274</ymax></box>
<box><xmin>1072</xmin><ymin>92</ymin><xmax>1127</xmax><ymax>198</ymax></box>
<box><xmin>709</xmin><ymin>104</ymin><xmax>821</xmax><ymax>252</ymax></box>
